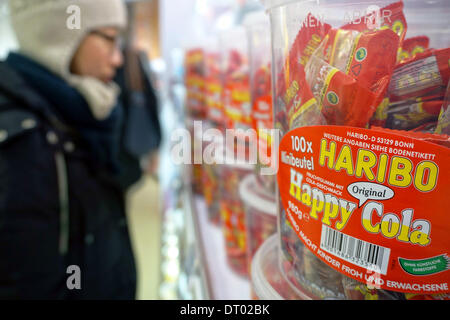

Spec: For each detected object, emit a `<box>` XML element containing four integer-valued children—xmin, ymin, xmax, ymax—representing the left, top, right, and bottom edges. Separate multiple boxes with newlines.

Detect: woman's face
<box><xmin>70</xmin><ymin>27</ymin><xmax>123</xmax><ymax>83</ymax></box>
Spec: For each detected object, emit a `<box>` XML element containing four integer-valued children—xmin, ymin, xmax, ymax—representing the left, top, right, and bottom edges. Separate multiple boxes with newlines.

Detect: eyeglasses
<box><xmin>90</xmin><ymin>30</ymin><xmax>123</xmax><ymax>55</ymax></box>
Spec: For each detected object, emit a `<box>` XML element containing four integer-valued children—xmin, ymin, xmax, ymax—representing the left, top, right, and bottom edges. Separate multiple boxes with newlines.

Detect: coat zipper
<box><xmin>55</xmin><ymin>151</ymin><xmax>69</xmax><ymax>256</ymax></box>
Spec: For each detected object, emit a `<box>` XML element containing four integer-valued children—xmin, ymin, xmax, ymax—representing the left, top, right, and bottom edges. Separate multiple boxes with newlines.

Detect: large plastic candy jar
<box><xmin>216</xmin><ymin>147</ymin><xmax>255</xmax><ymax>277</ymax></box>
<box><xmin>251</xmin><ymin>234</ymin><xmax>313</xmax><ymax>300</ymax></box>
<box><xmin>263</xmin><ymin>0</ymin><xmax>450</xmax><ymax>300</ymax></box>
<box><xmin>240</xmin><ymin>174</ymin><xmax>277</xmax><ymax>275</ymax></box>
<box><xmin>219</xmin><ymin>26</ymin><xmax>252</xmax><ymax>132</ymax></box>
<box><xmin>244</xmin><ymin>11</ymin><xmax>277</xmax><ymax>195</ymax></box>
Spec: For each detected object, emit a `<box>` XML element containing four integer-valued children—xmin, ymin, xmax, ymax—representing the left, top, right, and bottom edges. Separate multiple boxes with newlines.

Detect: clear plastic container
<box><xmin>264</xmin><ymin>0</ymin><xmax>450</xmax><ymax>300</ymax></box>
<box><xmin>244</xmin><ymin>11</ymin><xmax>277</xmax><ymax>195</ymax></box>
<box><xmin>203</xmin><ymin>37</ymin><xmax>225</xmax><ymax>131</ymax></box>
<box><xmin>219</xmin><ymin>26</ymin><xmax>253</xmax><ymax>133</ymax></box>
<box><xmin>251</xmin><ymin>234</ymin><xmax>312</xmax><ymax>300</ymax></box>
<box><xmin>239</xmin><ymin>174</ymin><xmax>277</xmax><ymax>276</ymax></box>
<box><xmin>184</xmin><ymin>48</ymin><xmax>206</xmax><ymax>120</ymax></box>
<box><xmin>184</xmin><ymin>46</ymin><xmax>207</xmax><ymax>195</ymax></box>
<box><xmin>216</xmin><ymin>147</ymin><xmax>255</xmax><ymax>277</ymax></box>
<box><xmin>202</xmin><ymin>158</ymin><xmax>221</xmax><ymax>225</ymax></box>
<box><xmin>187</xmin><ymin>120</ymin><xmax>203</xmax><ymax>195</ymax></box>
<box><xmin>201</xmin><ymin>128</ymin><xmax>224</xmax><ymax>226</ymax></box>
<box><xmin>190</xmin><ymin>120</ymin><xmax>222</xmax><ymax>197</ymax></box>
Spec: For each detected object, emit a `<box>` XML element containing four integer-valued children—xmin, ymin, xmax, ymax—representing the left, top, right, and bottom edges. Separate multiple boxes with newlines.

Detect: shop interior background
<box><xmin>0</xmin><ymin>0</ymin><xmax>265</xmax><ymax>300</ymax></box>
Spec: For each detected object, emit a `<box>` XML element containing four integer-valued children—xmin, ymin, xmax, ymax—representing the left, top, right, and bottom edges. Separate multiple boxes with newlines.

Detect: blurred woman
<box><xmin>0</xmin><ymin>0</ymin><xmax>137</xmax><ymax>299</ymax></box>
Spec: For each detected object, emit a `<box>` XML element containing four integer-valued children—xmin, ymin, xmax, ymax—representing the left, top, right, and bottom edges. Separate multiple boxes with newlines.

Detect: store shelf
<box><xmin>158</xmin><ymin>89</ymin><xmax>211</xmax><ymax>300</ymax></box>
<box><xmin>180</xmin><ymin>166</ymin><xmax>212</xmax><ymax>300</ymax></box>
<box><xmin>159</xmin><ymin>63</ymin><xmax>251</xmax><ymax>300</ymax></box>
<box><xmin>193</xmin><ymin>196</ymin><xmax>251</xmax><ymax>300</ymax></box>
<box><xmin>181</xmin><ymin>164</ymin><xmax>251</xmax><ymax>300</ymax></box>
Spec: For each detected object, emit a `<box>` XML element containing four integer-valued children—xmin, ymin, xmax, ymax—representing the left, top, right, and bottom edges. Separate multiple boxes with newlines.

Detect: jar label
<box><xmin>278</xmin><ymin>125</ymin><xmax>449</xmax><ymax>294</ymax></box>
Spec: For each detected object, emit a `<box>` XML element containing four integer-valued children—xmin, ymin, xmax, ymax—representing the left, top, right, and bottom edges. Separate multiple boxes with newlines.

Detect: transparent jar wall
<box><xmin>192</xmin><ymin>120</ymin><xmax>218</xmax><ymax>196</ymax></box>
<box><xmin>251</xmin><ymin>234</ymin><xmax>312</xmax><ymax>300</ymax></box>
<box><xmin>247</xmin><ymin>18</ymin><xmax>277</xmax><ymax>194</ymax></box>
<box><xmin>202</xmin><ymin>160</ymin><xmax>221</xmax><ymax>226</ymax></box>
<box><xmin>184</xmin><ymin>48</ymin><xmax>206</xmax><ymax>121</ymax></box>
<box><xmin>217</xmin><ymin>157</ymin><xmax>254</xmax><ymax>277</ymax></box>
<box><xmin>245</xmin><ymin>204</ymin><xmax>277</xmax><ymax>273</ymax></box>
<box><xmin>268</xmin><ymin>0</ymin><xmax>450</xmax><ymax>300</ymax></box>
<box><xmin>270</xmin><ymin>0</ymin><xmax>450</xmax><ymax>135</ymax></box>
<box><xmin>204</xmin><ymin>37</ymin><xmax>225</xmax><ymax>130</ymax></box>
<box><xmin>220</xmin><ymin>26</ymin><xmax>250</xmax><ymax>79</ymax></box>
<box><xmin>201</xmin><ymin>129</ymin><xmax>222</xmax><ymax>226</ymax></box>
<box><xmin>240</xmin><ymin>174</ymin><xmax>277</xmax><ymax>277</ymax></box>
<box><xmin>219</xmin><ymin>26</ymin><xmax>253</xmax><ymax>134</ymax></box>
<box><xmin>188</xmin><ymin>122</ymin><xmax>203</xmax><ymax>195</ymax></box>
<box><xmin>248</xmin><ymin>23</ymin><xmax>272</xmax><ymax>79</ymax></box>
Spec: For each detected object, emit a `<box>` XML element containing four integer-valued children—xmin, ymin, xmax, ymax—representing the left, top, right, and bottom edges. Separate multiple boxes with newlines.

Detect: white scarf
<box><xmin>67</xmin><ymin>75</ymin><xmax>121</xmax><ymax>120</ymax></box>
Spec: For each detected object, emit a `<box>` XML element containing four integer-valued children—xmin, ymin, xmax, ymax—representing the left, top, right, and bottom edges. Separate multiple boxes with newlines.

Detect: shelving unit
<box><xmin>158</xmin><ymin>94</ymin><xmax>251</xmax><ymax>300</ymax></box>
<box><xmin>193</xmin><ymin>195</ymin><xmax>251</xmax><ymax>300</ymax></box>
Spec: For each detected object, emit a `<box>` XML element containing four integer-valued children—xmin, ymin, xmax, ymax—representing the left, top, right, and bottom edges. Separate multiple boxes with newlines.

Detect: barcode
<box><xmin>320</xmin><ymin>225</ymin><xmax>390</xmax><ymax>275</ymax></box>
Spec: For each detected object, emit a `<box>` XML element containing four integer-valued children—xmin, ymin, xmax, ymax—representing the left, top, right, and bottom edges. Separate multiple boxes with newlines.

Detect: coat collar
<box><xmin>0</xmin><ymin>61</ymin><xmax>60</xmax><ymax>116</ymax></box>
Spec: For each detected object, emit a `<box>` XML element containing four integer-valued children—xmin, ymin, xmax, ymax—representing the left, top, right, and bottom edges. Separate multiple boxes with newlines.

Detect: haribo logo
<box><xmin>355</xmin><ymin>47</ymin><xmax>368</xmax><ymax>62</ymax></box>
<box><xmin>327</xmin><ymin>91</ymin><xmax>339</xmax><ymax>105</ymax></box>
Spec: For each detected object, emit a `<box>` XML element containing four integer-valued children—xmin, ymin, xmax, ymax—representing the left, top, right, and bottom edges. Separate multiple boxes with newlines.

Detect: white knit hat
<box><xmin>8</xmin><ymin>0</ymin><xmax>128</xmax><ymax>119</ymax></box>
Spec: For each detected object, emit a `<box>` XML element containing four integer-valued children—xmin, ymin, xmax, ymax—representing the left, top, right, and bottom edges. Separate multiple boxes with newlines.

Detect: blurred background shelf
<box><xmin>194</xmin><ymin>195</ymin><xmax>251</xmax><ymax>300</ymax></box>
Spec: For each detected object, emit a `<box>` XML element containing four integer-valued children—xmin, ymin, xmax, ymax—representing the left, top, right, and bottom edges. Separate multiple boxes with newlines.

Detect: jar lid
<box><xmin>251</xmin><ymin>234</ymin><xmax>284</xmax><ymax>300</ymax></box>
<box><xmin>251</xmin><ymin>234</ymin><xmax>314</xmax><ymax>300</ymax></box>
<box><xmin>239</xmin><ymin>174</ymin><xmax>277</xmax><ymax>215</ymax></box>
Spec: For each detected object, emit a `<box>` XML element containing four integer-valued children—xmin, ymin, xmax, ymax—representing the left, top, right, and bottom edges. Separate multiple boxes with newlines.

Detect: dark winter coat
<box><xmin>0</xmin><ymin>57</ymin><xmax>137</xmax><ymax>300</ymax></box>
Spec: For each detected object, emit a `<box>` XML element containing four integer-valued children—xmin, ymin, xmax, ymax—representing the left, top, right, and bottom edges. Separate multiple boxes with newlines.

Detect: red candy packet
<box><xmin>204</xmin><ymin>52</ymin><xmax>224</xmax><ymax>126</ymax></box>
<box><xmin>251</xmin><ymin>65</ymin><xmax>273</xmax><ymax>163</ymax></box>
<box><xmin>398</xmin><ymin>36</ymin><xmax>430</xmax><ymax>62</ymax></box>
<box><xmin>435</xmin><ymin>80</ymin><xmax>450</xmax><ymax>135</ymax></box>
<box><xmin>280</xmin><ymin>13</ymin><xmax>331</xmax><ymax>100</ymax></box>
<box><xmin>405</xmin><ymin>292</ymin><xmax>450</xmax><ymax>300</ymax></box>
<box><xmin>184</xmin><ymin>48</ymin><xmax>206</xmax><ymax>118</ymax></box>
<box><xmin>370</xmin><ymin>97</ymin><xmax>390</xmax><ymax>127</ymax></box>
<box><xmin>223</xmin><ymin>80</ymin><xmax>252</xmax><ymax>130</ymax></box>
<box><xmin>388</xmin><ymin>48</ymin><xmax>450</xmax><ymax>102</ymax></box>
<box><xmin>284</xmin><ymin>62</ymin><xmax>323</xmax><ymax>129</ymax></box>
<box><xmin>277</xmin><ymin>13</ymin><xmax>331</xmax><ymax>129</ymax></box>
<box><xmin>316</xmin><ymin>27</ymin><xmax>399</xmax><ymax>103</ymax></box>
<box><xmin>293</xmin><ymin>14</ymin><xmax>332</xmax><ymax>68</ymax></box>
<box><xmin>385</xmin><ymin>100</ymin><xmax>443</xmax><ymax>130</ymax></box>
<box><xmin>305</xmin><ymin>54</ymin><xmax>378</xmax><ymax>127</ymax></box>
<box><xmin>411</xmin><ymin>121</ymin><xmax>438</xmax><ymax>133</ymax></box>
<box><xmin>222</xmin><ymin>49</ymin><xmax>252</xmax><ymax>132</ymax></box>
